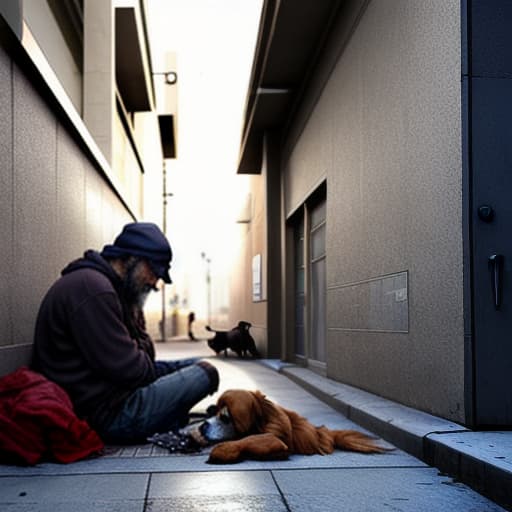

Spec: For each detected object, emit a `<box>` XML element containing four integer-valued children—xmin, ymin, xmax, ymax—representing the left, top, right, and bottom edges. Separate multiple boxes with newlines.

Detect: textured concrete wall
<box><xmin>0</xmin><ymin>43</ymin><xmax>132</xmax><ymax>376</ymax></box>
<box><xmin>284</xmin><ymin>0</ymin><xmax>464</xmax><ymax>422</ymax></box>
<box><xmin>283</xmin><ymin>91</ymin><xmax>330</xmax><ymax>216</ymax></box>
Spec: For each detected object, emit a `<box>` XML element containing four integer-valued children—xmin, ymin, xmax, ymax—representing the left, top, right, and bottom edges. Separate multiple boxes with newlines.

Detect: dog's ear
<box><xmin>252</xmin><ymin>390</ymin><xmax>266</xmax><ymax>402</ymax></box>
<box><xmin>251</xmin><ymin>390</ymin><xmax>279</xmax><ymax>431</ymax></box>
<box><xmin>219</xmin><ymin>390</ymin><xmax>261</xmax><ymax>434</ymax></box>
<box><xmin>248</xmin><ymin>390</ymin><xmax>268</xmax><ymax>429</ymax></box>
<box><xmin>250</xmin><ymin>391</ymin><xmax>265</xmax><ymax>415</ymax></box>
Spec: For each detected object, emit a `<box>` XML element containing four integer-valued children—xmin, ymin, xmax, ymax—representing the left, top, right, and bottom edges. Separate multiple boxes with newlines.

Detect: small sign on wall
<box><xmin>252</xmin><ymin>254</ymin><xmax>262</xmax><ymax>302</ymax></box>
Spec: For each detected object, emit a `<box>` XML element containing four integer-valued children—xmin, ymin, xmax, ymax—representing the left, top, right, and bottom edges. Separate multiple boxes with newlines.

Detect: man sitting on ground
<box><xmin>32</xmin><ymin>222</ymin><xmax>219</xmax><ymax>443</ymax></box>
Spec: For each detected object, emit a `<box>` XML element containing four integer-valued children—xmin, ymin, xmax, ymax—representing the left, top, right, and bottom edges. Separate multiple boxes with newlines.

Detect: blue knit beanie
<box><xmin>101</xmin><ymin>222</ymin><xmax>172</xmax><ymax>283</ymax></box>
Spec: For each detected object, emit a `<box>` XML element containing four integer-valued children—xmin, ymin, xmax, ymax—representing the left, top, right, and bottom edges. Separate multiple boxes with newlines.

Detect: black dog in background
<box><xmin>206</xmin><ymin>321</ymin><xmax>260</xmax><ymax>358</ymax></box>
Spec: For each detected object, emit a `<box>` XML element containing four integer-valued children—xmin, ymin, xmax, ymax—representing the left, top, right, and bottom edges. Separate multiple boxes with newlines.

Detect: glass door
<box><xmin>309</xmin><ymin>199</ymin><xmax>326</xmax><ymax>366</ymax></box>
<box><xmin>293</xmin><ymin>216</ymin><xmax>305</xmax><ymax>358</ymax></box>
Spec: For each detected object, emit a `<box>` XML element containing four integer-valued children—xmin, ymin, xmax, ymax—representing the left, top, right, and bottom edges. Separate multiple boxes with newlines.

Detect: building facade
<box><xmin>231</xmin><ymin>0</ymin><xmax>512</xmax><ymax>428</ymax></box>
<box><xmin>0</xmin><ymin>0</ymin><xmax>176</xmax><ymax>375</ymax></box>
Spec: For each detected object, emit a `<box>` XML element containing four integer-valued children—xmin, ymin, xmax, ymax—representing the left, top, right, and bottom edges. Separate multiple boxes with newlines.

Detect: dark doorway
<box><xmin>290</xmin><ymin>182</ymin><xmax>326</xmax><ymax>373</ymax></box>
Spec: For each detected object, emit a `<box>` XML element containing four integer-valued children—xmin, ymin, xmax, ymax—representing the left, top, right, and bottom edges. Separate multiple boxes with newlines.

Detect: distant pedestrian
<box><xmin>188</xmin><ymin>311</ymin><xmax>197</xmax><ymax>341</ymax></box>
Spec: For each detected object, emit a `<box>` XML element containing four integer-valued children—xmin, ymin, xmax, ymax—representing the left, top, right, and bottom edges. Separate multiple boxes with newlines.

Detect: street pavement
<box><xmin>0</xmin><ymin>339</ymin><xmax>508</xmax><ymax>511</ymax></box>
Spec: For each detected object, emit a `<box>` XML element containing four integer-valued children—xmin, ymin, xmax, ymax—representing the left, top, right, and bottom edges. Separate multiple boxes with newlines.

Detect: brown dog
<box><xmin>188</xmin><ymin>389</ymin><xmax>388</xmax><ymax>464</ymax></box>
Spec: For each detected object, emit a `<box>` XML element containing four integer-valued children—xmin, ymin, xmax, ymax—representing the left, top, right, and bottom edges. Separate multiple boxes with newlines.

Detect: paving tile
<box><xmin>149</xmin><ymin>470</ymin><xmax>280</xmax><ymax>496</ymax></box>
<box><xmin>146</xmin><ymin>471</ymin><xmax>287</xmax><ymax>511</ymax></box>
<box><xmin>145</xmin><ymin>494</ymin><xmax>286</xmax><ymax>511</ymax></box>
<box><xmin>272</xmin><ymin>467</ymin><xmax>506</xmax><ymax>512</ymax></box>
<box><xmin>0</xmin><ymin>447</ymin><xmax>423</xmax><ymax>477</ymax></box>
<box><xmin>0</xmin><ymin>474</ymin><xmax>148</xmax><ymax>512</ymax></box>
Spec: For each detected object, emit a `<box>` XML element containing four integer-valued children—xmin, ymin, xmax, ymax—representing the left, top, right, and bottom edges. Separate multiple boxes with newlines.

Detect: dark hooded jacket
<box><xmin>32</xmin><ymin>251</ymin><xmax>158</xmax><ymax>431</ymax></box>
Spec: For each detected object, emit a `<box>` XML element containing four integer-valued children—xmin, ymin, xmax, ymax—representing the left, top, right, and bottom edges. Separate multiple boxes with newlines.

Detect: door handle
<box><xmin>488</xmin><ymin>254</ymin><xmax>504</xmax><ymax>310</ymax></box>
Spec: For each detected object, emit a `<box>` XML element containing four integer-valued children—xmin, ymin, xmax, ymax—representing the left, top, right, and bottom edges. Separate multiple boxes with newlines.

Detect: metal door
<box><xmin>468</xmin><ymin>0</ymin><xmax>512</xmax><ymax>428</ymax></box>
<box><xmin>469</xmin><ymin>1</ymin><xmax>512</xmax><ymax>426</ymax></box>
<box><xmin>471</xmin><ymin>78</ymin><xmax>512</xmax><ymax>426</ymax></box>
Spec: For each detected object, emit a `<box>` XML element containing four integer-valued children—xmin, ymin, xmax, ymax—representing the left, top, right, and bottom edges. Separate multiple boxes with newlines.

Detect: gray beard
<box><xmin>136</xmin><ymin>288</ymin><xmax>151</xmax><ymax>308</ymax></box>
<box><xmin>122</xmin><ymin>260</ymin><xmax>153</xmax><ymax>308</ymax></box>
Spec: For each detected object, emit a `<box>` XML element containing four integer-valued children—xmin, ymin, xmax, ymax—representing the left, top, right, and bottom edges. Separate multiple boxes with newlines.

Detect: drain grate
<box><xmin>101</xmin><ymin>443</ymin><xmax>211</xmax><ymax>458</ymax></box>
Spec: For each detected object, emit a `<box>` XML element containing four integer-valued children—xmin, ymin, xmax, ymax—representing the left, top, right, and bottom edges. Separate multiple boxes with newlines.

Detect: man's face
<box><xmin>123</xmin><ymin>258</ymin><xmax>159</xmax><ymax>307</ymax></box>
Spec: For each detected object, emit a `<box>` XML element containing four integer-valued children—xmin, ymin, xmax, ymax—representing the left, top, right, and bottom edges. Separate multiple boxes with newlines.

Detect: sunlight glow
<box><xmin>145</xmin><ymin>0</ymin><xmax>262</xmax><ymax>320</ymax></box>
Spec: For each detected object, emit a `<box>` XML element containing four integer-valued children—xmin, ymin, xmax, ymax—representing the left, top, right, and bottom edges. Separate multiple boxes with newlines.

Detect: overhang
<box><xmin>115</xmin><ymin>4</ymin><xmax>154</xmax><ymax>112</ymax></box>
<box><xmin>158</xmin><ymin>114</ymin><xmax>176</xmax><ymax>159</ymax></box>
<box><xmin>237</xmin><ymin>0</ymin><xmax>342</xmax><ymax>173</ymax></box>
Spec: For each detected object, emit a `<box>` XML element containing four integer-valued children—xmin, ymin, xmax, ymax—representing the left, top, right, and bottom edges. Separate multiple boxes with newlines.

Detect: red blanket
<box><xmin>0</xmin><ymin>367</ymin><xmax>104</xmax><ymax>465</ymax></box>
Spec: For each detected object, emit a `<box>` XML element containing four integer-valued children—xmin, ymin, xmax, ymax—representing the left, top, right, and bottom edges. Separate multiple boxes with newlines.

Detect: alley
<box><xmin>0</xmin><ymin>340</ymin><xmax>506</xmax><ymax>511</ymax></box>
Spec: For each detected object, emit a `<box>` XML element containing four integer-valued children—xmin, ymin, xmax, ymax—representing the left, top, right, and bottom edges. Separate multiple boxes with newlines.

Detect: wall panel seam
<box><xmin>9</xmin><ymin>53</ymin><xmax>14</xmax><ymax>345</ymax></box>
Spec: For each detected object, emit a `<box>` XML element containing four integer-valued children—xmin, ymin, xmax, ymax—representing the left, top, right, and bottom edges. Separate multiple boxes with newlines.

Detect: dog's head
<box><xmin>186</xmin><ymin>390</ymin><xmax>267</xmax><ymax>446</ymax></box>
<box><xmin>237</xmin><ymin>321</ymin><xmax>252</xmax><ymax>332</ymax></box>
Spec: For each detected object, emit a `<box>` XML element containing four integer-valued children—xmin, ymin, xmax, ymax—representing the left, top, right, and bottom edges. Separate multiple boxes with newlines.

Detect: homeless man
<box><xmin>32</xmin><ymin>222</ymin><xmax>219</xmax><ymax>443</ymax></box>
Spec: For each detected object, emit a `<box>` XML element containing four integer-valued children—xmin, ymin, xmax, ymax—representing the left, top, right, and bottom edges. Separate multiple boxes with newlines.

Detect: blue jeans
<box><xmin>101</xmin><ymin>359</ymin><xmax>217</xmax><ymax>443</ymax></box>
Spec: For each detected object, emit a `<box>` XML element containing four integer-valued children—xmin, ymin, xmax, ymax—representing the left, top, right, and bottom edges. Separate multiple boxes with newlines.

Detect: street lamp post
<box><xmin>201</xmin><ymin>252</ymin><xmax>212</xmax><ymax>325</ymax></box>
<box><xmin>160</xmin><ymin>160</ymin><xmax>173</xmax><ymax>342</ymax></box>
<box><xmin>155</xmin><ymin>66</ymin><xmax>177</xmax><ymax>342</ymax></box>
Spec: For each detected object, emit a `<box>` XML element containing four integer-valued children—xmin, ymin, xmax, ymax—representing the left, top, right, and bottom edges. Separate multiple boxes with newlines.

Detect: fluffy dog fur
<box><xmin>205</xmin><ymin>321</ymin><xmax>260</xmax><ymax>358</ymax></box>
<box><xmin>199</xmin><ymin>389</ymin><xmax>388</xmax><ymax>464</ymax></box>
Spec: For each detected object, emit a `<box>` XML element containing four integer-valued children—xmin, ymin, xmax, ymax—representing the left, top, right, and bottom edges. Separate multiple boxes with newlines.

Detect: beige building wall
<box><xmin>23</xmin><ymin>0</ymin><xmax>82</xmax><ymax>114</ymax></box>
<box><xmin>228</xmin><ymin>172</ymin><xmax>268</xmax><ymax>355</ymax></box>
<box><xmin>282</xmin><ymin>1</ymin><xmax>464</xmax><ymax>422</ymax></box>
<box><xmin>83</xmin><ymin>0</ymin><xmax>115</xmax><ymax>169</ymax></box>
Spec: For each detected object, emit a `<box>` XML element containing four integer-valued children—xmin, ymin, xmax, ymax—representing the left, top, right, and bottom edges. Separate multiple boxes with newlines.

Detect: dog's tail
<box><xmin>206</xmin><ymin>325</ymin><xmax>226</xmax><ymax>334</ymax></box>
<box><xmin>331</xmin><ymin>429</ymin><xmax>390</xmax><ymax>454</ymax></box>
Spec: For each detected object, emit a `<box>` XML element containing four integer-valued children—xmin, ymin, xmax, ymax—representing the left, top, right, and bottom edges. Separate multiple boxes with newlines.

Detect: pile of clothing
<box><xmin>0</xmin><ymin>367</ymin><xmax>104</xmax><ymax>465</ymax></box>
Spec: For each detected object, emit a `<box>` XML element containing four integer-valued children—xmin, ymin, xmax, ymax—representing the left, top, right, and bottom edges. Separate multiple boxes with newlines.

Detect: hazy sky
<box><xmin>144</xmin><ymin>0</ymin><xmax>262</xmax><ymax>318</ymax></box>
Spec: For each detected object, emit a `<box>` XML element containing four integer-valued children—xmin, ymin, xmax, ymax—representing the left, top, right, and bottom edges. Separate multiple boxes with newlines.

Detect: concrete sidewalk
<box><xmin>0</xmin><ymin>339</ymin><xmax>509</xmax><ymax>511</ymax></box>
